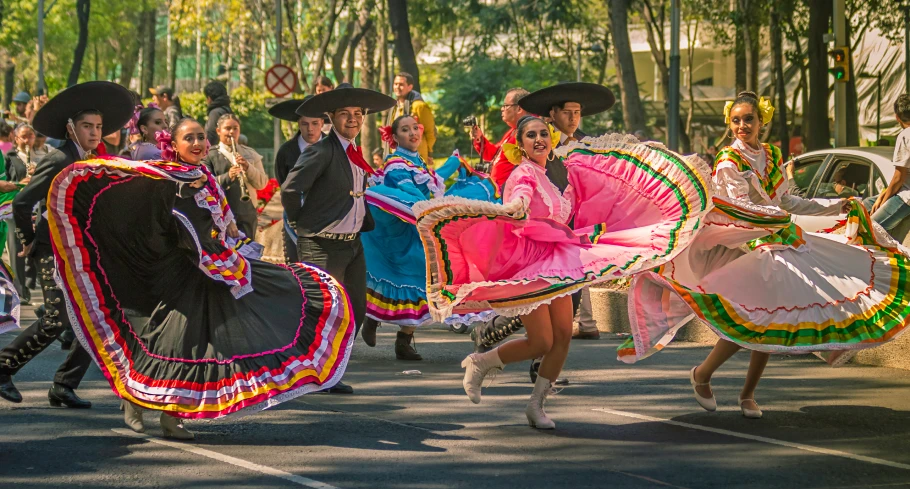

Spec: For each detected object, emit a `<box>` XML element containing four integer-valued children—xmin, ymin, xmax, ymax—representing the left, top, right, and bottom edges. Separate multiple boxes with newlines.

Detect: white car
<box><xmin>786</xmin><ymin>147</ymin><xmax>897</xmax><ymax>235</ymax></box>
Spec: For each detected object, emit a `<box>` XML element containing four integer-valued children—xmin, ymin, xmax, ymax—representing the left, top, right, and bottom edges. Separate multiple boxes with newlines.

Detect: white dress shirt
<box><xmin>322</xmin><ymin>129</ymin><xmax>366</xmax><ymax>234</ymax></box>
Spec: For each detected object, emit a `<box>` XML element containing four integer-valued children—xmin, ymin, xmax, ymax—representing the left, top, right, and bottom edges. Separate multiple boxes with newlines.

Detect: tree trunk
<box><xmin>195</xmin><ymin>21</ymin><xmax>203</xmax><ymax>87</ymax></box>
<box><xmin>806</xmin><ymin>0</ymin><xmax>831</xmax><ymax>150</ymax></box>
<box><xmin>239</xmin><ymin>22</ymin><xmax>254</xmax><ymax>89</ymax></box>
<box><xmin>845</xmin><ymin>19</ymin><xmax>859</xmax><ymax>146</ymax></box>
<box><xmin>379</xmin><ymin>18</ymin><xmax>389</xmax><ymax>94</ymax></box>
<box><xmin>312</xmin><ymin>0</ymin><xmax>341</xmax><ymax>80</ymax></box>
<box><xmin>771</xmin><ymin>4</ymin><xmax>789</xmax><ymax>161</ymax></box>
<box><xmin>609</xmin><ymin>0</ymin><xmax>647</xmax><ymax>135</ymax></box>
<box><xmin>284</xmin><ymin>0</ymin><xmax>311</xmax><ymax>93</ymax></box>
<box><xmin>347</xmin><ymin>0</ymin><xmax>374</xmax><ymax>83</ymax></box>
<box><xmin>68</xmin><ymin>0</ymin><xmax>91</xmax><ymax>87</ymax></box>
<box><xmin>167</xmin><ymin>7</ymin><xmax>177</xmax><ymax>89</ymax></box>
<box><xmin>387</xmin><ymin>0</ymin><xmax>420</xmax><ymax>91</ymax></box>
<box><xmin>332</xmin><ymin>20</ymin><xmax>356</xmax><ymax>84</ymax></box>
<box><xmin>734</xmin><ymin>2</ymin><xmax>746</xmax><ymax>94</ymax></box>
<box><xmin>2</xmin><ymin>60</ymin><xmax>14</xmax><ymax>109</ymax></box>
<box><xmin>360</xmin><ymin>10</ymin><xmax>379</xmax><ymax>159</ymax></box>
<box><xmin>140</xmin><ymin>8</ymin><xmax>156</xmax><ymax>95</ymax></box>
<box><xmin>119</xmin><ymin>36</ymin><xmax>141</xmax><ymax>88</ymax></box>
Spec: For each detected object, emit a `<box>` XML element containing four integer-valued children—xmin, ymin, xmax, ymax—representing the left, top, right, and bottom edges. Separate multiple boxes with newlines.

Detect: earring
<box><xmin>520</xmin><ymin>148</ymin><xmax>529</xmax><ymax>159</ymax></box>
<box><xmin>547</xmin><ymin>152</ymin><xmax>556</xmax><ymax>162</ymax></box>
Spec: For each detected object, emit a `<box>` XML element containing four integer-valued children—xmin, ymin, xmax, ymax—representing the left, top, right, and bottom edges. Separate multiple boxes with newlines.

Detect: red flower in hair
<box><xmin>379</xmin><ymin>125</ymin><xmax>397</xmax><ymax>150</ymax></box>
<box><xmin>156</xmin><ymin>130</ymin><xmax>177</xmax><ymax>162</ymax></box>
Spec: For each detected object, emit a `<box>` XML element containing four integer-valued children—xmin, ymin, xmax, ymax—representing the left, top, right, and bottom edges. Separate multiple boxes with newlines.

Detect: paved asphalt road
<box><xmin>3</xmin><ymin>304</ymin><xmax>910</xmax><ymax>489</ymax></box>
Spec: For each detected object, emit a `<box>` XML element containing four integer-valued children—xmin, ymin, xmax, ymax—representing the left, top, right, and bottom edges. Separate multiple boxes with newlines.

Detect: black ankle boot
<box><xmin>395</xmin><ymin>332</ymin><xmax>422</xmax><ymax>361</ymax></box>
<box><xmin>0</xmin><ymin>375</ymin><xmax>22</xmax><ymax>403</ymax></box>
<box><xmin>361</xmin><ymin>318</ymin><xmax>379</xmax><ymax>347</ymax></box>
<box><xmin>48</xmin><ymin>383</ymin><xmax>91</xmax><ymax>408</ymax></box>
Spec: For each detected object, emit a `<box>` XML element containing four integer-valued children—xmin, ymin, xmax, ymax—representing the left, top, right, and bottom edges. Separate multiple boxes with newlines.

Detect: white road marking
<box><xmin>593</xmin><ymin>408</ymin><xmax>910</xmax><ymax>471</ymax></box>
<box><xmin>112</xmin><ymin>428</ymin><xmax>338</xmax><ymax>488</ymax></box>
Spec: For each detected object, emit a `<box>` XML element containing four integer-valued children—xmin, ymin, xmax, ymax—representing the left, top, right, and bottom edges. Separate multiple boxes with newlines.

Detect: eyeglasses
<box><xmin>500</xmin><ymin>103</ymin><xmax>518</xmax><ymax>111</ymax></box>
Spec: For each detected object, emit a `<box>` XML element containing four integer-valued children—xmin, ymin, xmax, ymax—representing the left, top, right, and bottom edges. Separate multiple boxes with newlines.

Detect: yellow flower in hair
<box><xmin>548</xmin><ymin>124</ymin><xmax>562</xmax><ymax>147</ymax></box>
<box><xmin>723</xmin><ymin>101</ymin><xmax>734</xmax><ymax>124</ymax></box>
<box><xmin>502</xmin><ymin>142</ymin><xmax>523</xmax><ymax>165</ymax></box>
<box><xmin>757</xmin><ymin>97</ymin><xmax>775</xmax><ymax>125</ymax></box>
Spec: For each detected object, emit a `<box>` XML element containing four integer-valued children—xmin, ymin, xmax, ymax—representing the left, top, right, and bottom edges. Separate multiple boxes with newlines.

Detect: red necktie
<box><xmin>346</xmin><ymin>144</ymin><xmax>375</xmax><ymax>175</ymax></box>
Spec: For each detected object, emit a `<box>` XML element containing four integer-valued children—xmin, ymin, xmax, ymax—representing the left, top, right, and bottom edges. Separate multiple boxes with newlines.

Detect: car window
<box><xmin>814</xmin><ymin>157</ymin><xmax>871</xmax><ymax>199</ymax></box>
<box><xmin>872</xmin><ymin>165</ymin><xmax>887</xmax><ymax>195</ymax></box>
<box><xmin>789</xmin><ymin>157</ymin><xmax>824</xmax><ymax>196</ymax></box>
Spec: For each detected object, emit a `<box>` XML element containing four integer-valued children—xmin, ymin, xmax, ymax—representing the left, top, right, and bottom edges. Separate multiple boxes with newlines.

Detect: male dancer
<box><xmin>270</xmin><ymin>96</ymin><xmax>325</xmax><ymax>264</ymax></box>
<box><xmin>471</xmin><ymin>82</ymin><xmax>616</xmax><ymax>381</ymax></box>
<box><xmin>282</xmin><ymin>83</ymin><xmax>394</xmax><ymax>394</ymax></box>
<box><xmin>0</xmin><ymin>81</ymin><xmax>134</xmax><ymax>406</ymax></box>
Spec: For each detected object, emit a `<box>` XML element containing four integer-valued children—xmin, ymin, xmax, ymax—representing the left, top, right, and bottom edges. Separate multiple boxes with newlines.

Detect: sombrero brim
<box><xmin>269</xmin><ymin>99</ymin><xmax>306</xmax><ymax>122</ymax></box>
<box><xmin>296</xmin><ymin>87</ymin><xmax>395</xmax><ymax>118</ymax></box>
<box><xmin>32</xmin><ymin>81</ymin><xmax>135</xmax><ymax>139</ymax></box>
<box><xmin>519</xmin><ymin>82</ymin><xmax>616</xmax><ymax>117</ymax></box>
<box><xmin>270</xmin><ymin>98</ymin><xmax>331</xmax><ymax>124</ymax></box>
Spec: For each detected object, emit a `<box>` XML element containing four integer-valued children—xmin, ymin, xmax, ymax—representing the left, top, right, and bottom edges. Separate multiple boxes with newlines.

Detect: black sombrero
<box><xmin>32</xmin><ymin>81</ymin><xmax>135</xmax><ymax>139</ymax></box>
<box><xmin>295</xmin><ymin>83</ymin><xmax>395</xmax><ymax>118</ymax></box>
<box><xmin>518</xmin><ymin>82</ymin><xmax>616</xmax><ymax>117</ymax></box>
<box><xmin>269</xmin><ymin>96</ymin><xmax>330</xmax><ymax>123</ymax></box>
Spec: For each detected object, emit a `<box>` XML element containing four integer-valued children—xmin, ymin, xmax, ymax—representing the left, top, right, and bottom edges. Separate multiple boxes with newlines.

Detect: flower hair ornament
<box><xmin>724</xmin><ymin>97</ymin><xmax>775</xmax><ymax>125</ymax></box>
<box><xmin>126</xmin><ymin>104</ymin><xmax>145</xmax><ymax>136</ymax></box>
<box><xmin>156</xmin><ymin>130</ymin><xmax>177</xmax><ymax>162</ymax></box>
<box><xmin>379</xmin><ymin>125</ymin><xmax>396</xmax><ymax>150</ymax></box>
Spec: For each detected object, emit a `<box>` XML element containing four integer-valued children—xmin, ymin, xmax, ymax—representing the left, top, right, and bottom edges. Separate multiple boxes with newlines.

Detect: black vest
<box><xmin>280</xmin><ymin>131</ymin><xmax>374</xmax><ymax>237</ymax></box>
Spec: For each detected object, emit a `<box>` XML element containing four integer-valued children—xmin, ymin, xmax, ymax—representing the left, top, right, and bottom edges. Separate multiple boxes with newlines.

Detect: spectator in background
<box><xmin>470</xmin><ymin>87</ymin><xmax>530</xmax><ymax>187</ymax></box>
<box><xmin>789</xmin><ymin>127</ymin><xmax>805</xmax><ymax>157</ymax></box>
<box><xmin>385</xmin><ymin>72</ymin><xmax>436</xmax><ymax>162</ymax></box>
<box><xmin>11</xmin><ymin>92</ymin><xmax>30</xmax><ymax>124</ymax></box>
<box><xmin>32</xmin><ymin>132</ymin><xmax>53</xmax><ymax>159</ymax></box>
<box><xmin>150</xmin><ymin>86</ymin><xmax>183</xmax><ymax>131</ymax></box>
<box><xmin>863</xmin><ymin>95</ymin><xmax>910</xmax><ymax>235</ymax></box>
<box><xmin>372</xmin><ymin>148</ymin><xmax>382</xmax><ymax>169</ymax></box>
<box><xmin>0</xmin><ymin>122</ymin><xmax>13</xmax><ymax>154</ymax></box>
<box><xmin>203</xmin><ymin>81</ymin><xmax>233</xmax><ymax>146</ymax></box>
<box><xmin>314</xmin><ymin>76</ymin><xmax>335</xmax><ymax>94</ymax></box>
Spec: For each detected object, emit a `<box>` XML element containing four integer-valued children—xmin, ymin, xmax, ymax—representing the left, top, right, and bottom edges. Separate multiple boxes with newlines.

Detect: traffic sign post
<box><xmin>265</xmin><ymin>64</ymin><xmax>298</xmax><ymax>99</ymax></box>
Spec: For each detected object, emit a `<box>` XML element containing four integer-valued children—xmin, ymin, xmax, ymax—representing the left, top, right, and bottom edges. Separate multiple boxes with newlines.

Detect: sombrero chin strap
<box><xmin>67</xmin><ymin>118</ymin><xmax>88</xmax><ymax>157</ymax></box>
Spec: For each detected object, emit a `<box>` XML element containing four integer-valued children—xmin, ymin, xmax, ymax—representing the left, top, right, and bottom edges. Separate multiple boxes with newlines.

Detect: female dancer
<box><xmin>620</xmin><ymin>92</ymin><xmax>910</xmax><ymax>418</ymax></box>
<box><xmin>47</xmin><ymin>118</ymin><xmax>355</xmax><ymax>439</ymax></box>
<box><xmin>125</xmin><ymin>107</ymin><xmax>167</xmax><ymax>160</ymax></box>
<box><xmin>416</xmin><ymin>116</ymin><xmax>710</xmax><ymax>429</ymax></box>
<box><xmin>361</xmin><ymin>115</ymin><xmax>496</xmax><ymax>360</ymax></box>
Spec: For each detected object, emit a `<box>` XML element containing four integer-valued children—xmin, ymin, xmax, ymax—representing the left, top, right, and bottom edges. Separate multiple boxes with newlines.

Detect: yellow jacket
<box><xmin>389</xmin><ymin>100</ymin><xmax>436</xmax><ymax>162</ymax></box>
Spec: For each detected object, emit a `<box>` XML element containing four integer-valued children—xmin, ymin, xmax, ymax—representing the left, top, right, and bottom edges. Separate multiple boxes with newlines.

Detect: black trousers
<box><xmin>5</xmin><ymin>230</ymin><xmax>31</xmax><ymax>302</ymax></box>
<box><xmin>283</xmin><ymin>225</ymin><xmax>299</xmax><ymax>264</ymax></box>
<box><xmin>0</xmin><ymin>246</ymin><xmax>93</xmax><ymax>388</ymax></box>
<box><xmin>297</xmin><ymin>235</ymin><xmax>366</xmax><ymax>331</ymax></box>
<box><xmin>236</xmin><ymin>214</ymin><xmax>257</xmax><ymax>242</ymax></box>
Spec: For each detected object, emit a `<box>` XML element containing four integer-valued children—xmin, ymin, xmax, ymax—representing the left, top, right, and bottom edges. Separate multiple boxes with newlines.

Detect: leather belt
<box><xmin>314</xmin><ymin>231</ymin><xmax>358</xmax><ymax>241</ymax></box>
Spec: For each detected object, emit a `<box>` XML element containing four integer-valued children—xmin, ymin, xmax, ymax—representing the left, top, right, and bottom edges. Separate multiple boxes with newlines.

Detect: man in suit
<box><xmin>269</xmin><ymin>97</ymin><xmax>325</xmax><ymax>264</ymax></box>
<box><xmin>282</xmin><ymin>83</ymin><xmax>394</xmax><ymax>395</ymax></box>
<box><xmin>470</xmin><ymin>82</ymin><xmax>616</xmax><ymax>382</ymax></box>
<box><xmin>0</xmin><ymin>81</ymin><xmax>134</xmax><ymax>407</ymax></box>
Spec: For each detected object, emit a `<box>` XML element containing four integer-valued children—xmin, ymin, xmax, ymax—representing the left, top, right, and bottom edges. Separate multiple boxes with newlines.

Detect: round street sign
<box><xmin>265</xmin><ymin>64</ymin><xmax>298</xmax><ymax>98</ymax></box>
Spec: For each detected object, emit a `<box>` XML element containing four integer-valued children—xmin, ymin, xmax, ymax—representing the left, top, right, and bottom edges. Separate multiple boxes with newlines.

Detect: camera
<box><xmin>462</xmin><ymin>115</ymin><xmax>477</xmax><ymax>128</ymax></box>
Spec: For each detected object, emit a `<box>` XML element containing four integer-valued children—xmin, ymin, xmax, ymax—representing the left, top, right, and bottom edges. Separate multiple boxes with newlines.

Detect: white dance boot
<box><xmin>461</xmin><ymin>349</ymin><xmax>504</xmax><ymax>404</ymax></box>
<box><xmin>122</xmin><ymin>400</ymin><xmax>145</xmax><ymax>433</ymax></box>
<box><xmin>526</xmin><ymin>376</ymin><xmax>556</xmax><ymax>429</ymax></box>
<box><xmin>160</xmin><ymin>412</ymin><xmax>195</xmax><ymax>440</ymax></box>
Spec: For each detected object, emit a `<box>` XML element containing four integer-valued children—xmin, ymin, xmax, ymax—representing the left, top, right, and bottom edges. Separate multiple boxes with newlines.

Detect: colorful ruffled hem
<box><xmin>618</xmin><ymin>199</ymin><xmax>910</xmax><ymax>364</ymax></box>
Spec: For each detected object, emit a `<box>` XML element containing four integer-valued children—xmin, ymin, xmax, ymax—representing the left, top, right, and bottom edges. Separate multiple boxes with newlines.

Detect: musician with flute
<box><xmin>202</xmin><ymin>113</ymin><xmax>268</xmax><ymax>239</ymax></box>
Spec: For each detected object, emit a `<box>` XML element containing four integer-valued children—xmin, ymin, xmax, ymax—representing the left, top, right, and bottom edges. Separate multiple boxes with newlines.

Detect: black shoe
<box><xmin>394</xmin><ymin>331</ymin><xmax>423</xmax><ymax>361</ymax></box>
<box><xmin>361</xmin><ymin>318</ymin><xmax>379</xmax><ymax>347</ymax></box>
<box><xmin>470</xmin><ymin>325</ymin><xmax>491</xmax><ymax>354</ymax></box>
<box><xmin>0</xmin><ymin>375</ymin><xmax>22</xmax><ymax>403</ymax></box>
<box><xmin>47</xmin><ymin>383</ymin><xmax>91</xmax><ymax>408</ymax></box>
<box><xmin>529</xmin><ymin>360</ymin><xmax>568</xmax><ymax>385</ymax></box>
<box><xmin>321</xmin><ymin>381</ymin><xmax>354</xmax><ymax>394</ymax></box>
